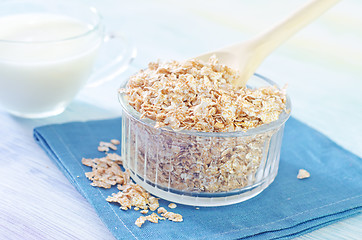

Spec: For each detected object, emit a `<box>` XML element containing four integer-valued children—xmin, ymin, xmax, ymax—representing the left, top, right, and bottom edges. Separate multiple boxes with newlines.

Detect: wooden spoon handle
<box><xmin>252</xmin><ymin>0</ymin><xmax>340</xmax><ymax>58</ymax></box>
<box><xmin>230</xmin><ymin>0</ymin><xmax>340</xmax><ymax>87</ymax></box>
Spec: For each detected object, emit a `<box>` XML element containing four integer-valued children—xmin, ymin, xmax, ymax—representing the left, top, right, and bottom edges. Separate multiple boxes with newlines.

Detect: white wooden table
<box><xmin>0</xmin><ymin>0</ymin><xmax>361</xmax><ymax>239</ymax></box>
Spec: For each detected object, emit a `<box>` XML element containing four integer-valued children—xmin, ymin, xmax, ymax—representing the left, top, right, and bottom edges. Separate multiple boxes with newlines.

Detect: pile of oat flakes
<box><xmin>82</xmin><ymin>140</ymin><xmax>183</xmax><ymax>228</ymax></box>
<box><xmin>119</xmin><ymin>57</ymin><xmax>288</xmax><ymax>194</ymax></box>
<box><xmin>123</xmin><ymin>56</ymin><xmax>286</xmax><ymax>132</ymax></box>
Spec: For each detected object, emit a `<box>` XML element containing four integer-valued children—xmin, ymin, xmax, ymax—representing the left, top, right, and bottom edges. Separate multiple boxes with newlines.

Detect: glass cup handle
<box><xmin>86</xmin><ymin>32</ymin><xmax>137</xmax><ymax>88</ymax></box>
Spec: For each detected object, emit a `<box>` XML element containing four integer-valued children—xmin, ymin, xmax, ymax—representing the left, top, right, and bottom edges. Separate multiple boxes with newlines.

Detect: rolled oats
<box><xmin>148</xmin><ymin>196</ymin><xmax>159</xmax><ymax>211</ymax></box>
<box><xmin>168</xmin><ymin>203</ymin><xmax>177</xmax><ymax>209</ymax></box>
<box><xmin>123</xmin><ymin>56</ymin><xmax>286</xmax><ymax>133</ymax></box>
<box><xmin>135</xmin><ymin>216</ymin><xmax>147</xmax><ymax>227</ymax></box>
<box><xmin>106</xmin><ymin>153</ymin><xmax>123</xmax><ymax>163</ymax></box>
<box><xmin>100</xmin><ymin>141</ymin><xmax>118</xmax><ymax>151</ymax></box>
<box><xmin>121</xmin><ymin>57</ymin><xmax>287</xmax><ymax>194</ymax></box>
<box><xmin>82</xmin><ymin>140</ymin><xmax>184</xmax><ymax>228</ymax></box>
<box><xmin>124</xmin><ymin>115</ymin><xmax>275</xmax><ymax>193</ymax></box>
<box><xmin>111</xmin><ymin>139</ymin><xmax>121</xmax><ymax>145</ymax></box>
<box><xmin>82</xmin><ymin>157</ymin><xmax>127</xmax><ymax>189</ymax></box>
<box><xmin>155</xmin><ymin>207</ymin><xmax>183</xmax><ymax>222</ymax></box>
<box><xmin>146</xmin><ymin>212</ymin><xmax>161</xmax><ymax>223</ymax></box>
<box><xmin>162</xmin><ymin>211</ymin><xmax>183</xmax><ymax>222</ymax></box>
<box><xmin>97</xmin><ymin>146</ymin><xmax>109</xmax><ymax>152</ymax></box>
<box><xmin>135</xmin><ymin>213</ymin><xmax>165</xmax><ymax>227</ymax></box>
<box><xmin>140</xmin><ymin>209</ymin><xmax>149</xmax><ymax>214</ymax></box>
<box><xmin>297</xmin><ymin>169</ymin><xmax>310</xmax><ymax>179</ymax></box>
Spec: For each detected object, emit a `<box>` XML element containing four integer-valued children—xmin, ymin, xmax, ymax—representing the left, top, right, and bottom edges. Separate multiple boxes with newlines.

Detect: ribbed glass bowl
<box><xmin>118</xmin><ymin>74</ymin><xmax>291</xmax><ymax>206</ymax></box>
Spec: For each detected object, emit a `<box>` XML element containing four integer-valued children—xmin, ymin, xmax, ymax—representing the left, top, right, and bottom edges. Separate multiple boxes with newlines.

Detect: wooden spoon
<box><xmin>196</xmin><ymin>0</ymin><xmax>340</xmax><ymax>87</ymax></box>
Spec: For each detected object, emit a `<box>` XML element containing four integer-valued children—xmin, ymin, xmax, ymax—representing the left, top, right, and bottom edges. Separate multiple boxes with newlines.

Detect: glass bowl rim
<box><xmin>118</xmin><ymin>73</ymin><xmax>291</xmax><ymax>138</ymax></box>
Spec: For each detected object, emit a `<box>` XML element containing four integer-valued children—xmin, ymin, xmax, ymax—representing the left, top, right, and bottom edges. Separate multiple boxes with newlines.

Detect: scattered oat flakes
<box><xmin>297</xmin><ymin>169</ymin><xmax>310</xmax><ymax>179</ymax></box>
<box><xmin>148</xmin><ymin>196</ymin><xmax>159</xmax><ymax>211</ymax></box>
<box><xmin>106</xmin><ymin>153</ymin><xmax>123</xmax><ymax>164</ymax></box>
<box><xmin>168</xmin><ymin>203</ymin><xmax>177</xmax><ymax>209</ymax></box>
<box><xmin>146</xmin><ymin>213</ymin><xmax>160</xmax><ymax>223</ymax></box>
<box><xmin>111</xmin><ymin>139</ymin><xmax>120</xmax><ymax>145</ymax></box>
<box><xmin>107</xmin><ymin>183</ymin><xmax>147</xmax><ymax>209</ymax></box>
<box><xmin>98</xmin><ymin>146</ymin><xmax>109</xmax><ymax>152</ymax></box>
<box><xmin>135</xmin><ymin>216</ymin><xmax>147</xmax><ymax>227</ymax></box>
<box><xmin>140</xmin><ymin>209</ymin><xmax>149</xmax><ymax>214</ymax></box>
<box><xmin>107</xmin><ymin>182</ymin><xmax>160</xmax><ymax>212</ymax></box>
<box><xmin>135</xmin><ymin>213</ymin><xmax>165</xmax><ymax>227</ymax></box>
<box><xmin>82</xmin><ymin>141</ymin><xmax>185</xmax><ymax>228</ymax></box>
<box><xmin>157</xmin><ymin>207</ymin><xmax>167</xmax><ymax>214</ymax></box>
<box><xmin>99</xmin><ymin>141</ymin><xmax>118</xmax><ymax>151</ymax></box>
<box><xmin>156</xmin><ymin>207</ymin><xmax>183</xmax><ymax>222</ymax></box>
<box><xmin>82</xmin><ymin>157</ymin><xmax>127</xmax><ymax>188</ymax></box>
<box><xmin>162</xmin><ymin>211</ymin><xmax>183</xmax><ymax>222</ymax></box>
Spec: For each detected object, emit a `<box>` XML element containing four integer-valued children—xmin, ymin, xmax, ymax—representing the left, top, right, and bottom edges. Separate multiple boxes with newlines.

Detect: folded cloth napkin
<box><xmin>34</xmin><ymin>117</ymin><xmax>362</xmax><ymax>240</ymax></box>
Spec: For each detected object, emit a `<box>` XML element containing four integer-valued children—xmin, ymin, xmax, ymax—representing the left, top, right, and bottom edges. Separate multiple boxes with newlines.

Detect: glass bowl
<box><xmin>118</xmin><ymin>73</ymin><xmax>291</xmax><ymax>206</ymax></box>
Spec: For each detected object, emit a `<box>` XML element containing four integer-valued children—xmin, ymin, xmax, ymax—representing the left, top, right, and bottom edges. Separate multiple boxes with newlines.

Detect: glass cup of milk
<box><xmin>0</xmin><ymin>1</ymin><xmax>136</xmax><ymax>118</ymax></box>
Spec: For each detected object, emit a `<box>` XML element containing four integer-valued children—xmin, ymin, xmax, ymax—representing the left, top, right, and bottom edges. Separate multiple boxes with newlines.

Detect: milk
<box><xmin>0</xmin><ymin>14</ymin><xmax>101</xmax><ymax>117</ymax></box>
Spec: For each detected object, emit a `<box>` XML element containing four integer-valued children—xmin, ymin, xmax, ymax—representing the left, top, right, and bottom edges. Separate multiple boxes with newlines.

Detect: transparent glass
<box><xmin>119</xmin><ymin>74</ymin><xmax>291</xmax><ymax>206</ymax></box>
<box><xmin>0</xmin><ymin>0</ymin><xmax>135</xmax><ymax>118</ymax></box>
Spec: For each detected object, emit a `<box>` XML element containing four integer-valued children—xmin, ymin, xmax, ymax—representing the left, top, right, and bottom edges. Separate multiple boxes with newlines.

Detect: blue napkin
<box><xmin>34</xmin><ymin>117</ymin><xmax>362</xmax><ymax>240</ymax></box>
